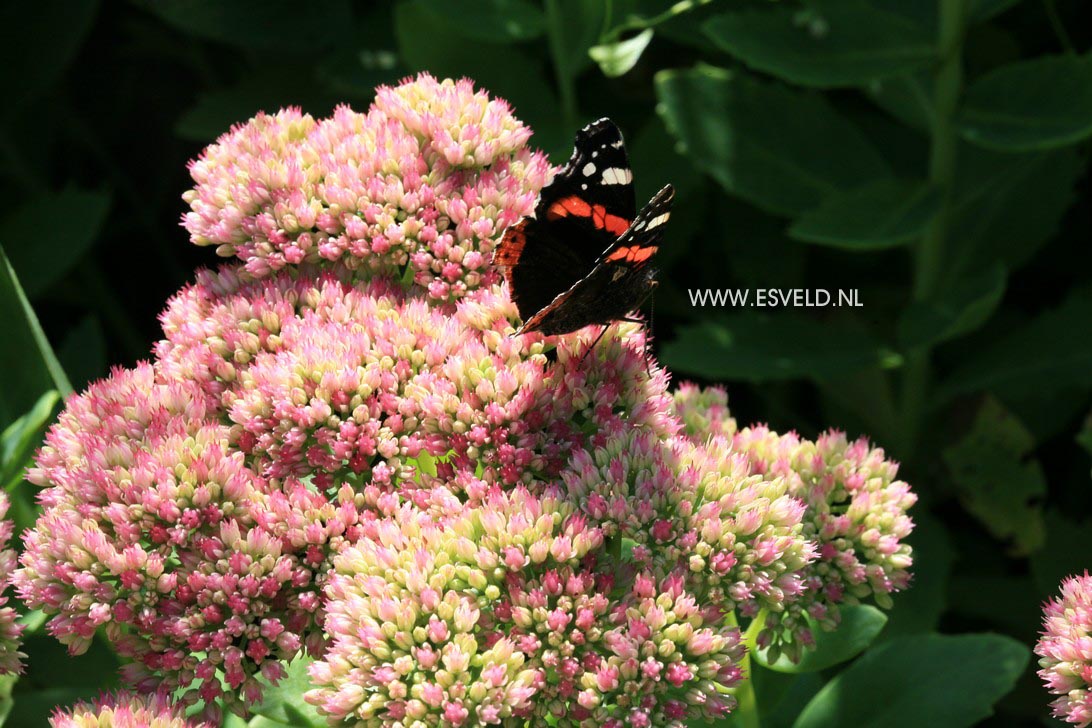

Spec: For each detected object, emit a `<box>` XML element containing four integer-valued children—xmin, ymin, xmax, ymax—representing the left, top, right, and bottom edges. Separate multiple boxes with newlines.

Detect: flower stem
<box><xmin>900</xmin><ymin>0</ymin><xmax>966</xmax><ymax>455</ymax></box>
<box><xmin>727</xmin><ymin>611</ymin><xmax>761</xmax><ymax>728</ymax></box>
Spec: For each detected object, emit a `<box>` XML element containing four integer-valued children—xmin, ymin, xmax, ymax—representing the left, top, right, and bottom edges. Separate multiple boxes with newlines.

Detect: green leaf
<box><xmin>943</xmin><ymin>397</ymin><xmax>1046</xmax><ymax>555</ymax></box>
<box><xmin>549</xmin><ymin>0</ymin><xmax>606</xmax><ymax>81</ymax></box>
<box><xmin>0</xmin><ymin>0</ymin><xmax>98</xmax><ymax>109</ymax></box>
<box><xmin>938</xmin><ymin>288</ymin><xmax>1092</xmax><ymax>400</ymax></box>
<box><xmin>589</xmin><ymin>29</ymin><xmax>654</xmax><ymax>77</ymax></box>
<box><xmin>251</xmin><ymin>657</ymin><xmax>324</xmax><ymax>728</ymax></box>
<box><xmin>416</xmin><ymin>0</ymin><xmax>545</xmax><ymax>42</ymax></box>
<box><xmin>756</xmin><ymin>605</ymin><xmax>888</xmax><ymax>673</ymax></box>
<box><xmin>0</xmin><ymin>245</ymin><xmax>72</xmax><ymax>427</ymax></box>
<box><xmin>146</xmin><ymin>0</ymin><xmax>352</xmax><ymax>50</ymax></box>
<box><xmin>655</xmin><ymin>64</ymin><xmax>888</xmax><ymax>215</ymax></box>
<box><xmin>969</xmin><ymin>0</ymin><xmax>1021</xmax><ymax>22</ymax></box>
<box><xmin>958</xmin><ymin>55</ymin><xmax>1092</xmax><ymax>151</ymax></box>
<box><xmin>789</xmin><ymin>179</ymin><xmax>941</xmax><ymax>249</ymax></box>
<box><xmin>1031</xmin><ymin>511</ymin><xmax>1092</xmax><ymax>598</ymax></box>
<box><xmin>0</xmin><ymin>674</ymin><xmax>15</xmax><ymax>724</ymax></box>
<box><xmin>864</xmin><ymin>73</ymin><xmax>933</xmax><ymax>131</ymax></box>
<box><xmin>1</xmin><ymin>391</ymin><xmax>59</xmax><ymax>492</ymax></box>
<box><xmin>898</xmin><ymin>263</ymin><xmax>1005</xmax><ymax>348</ymax></box>
<box><xmin>3</xmin><ymin>187</ymin><xmax>112</xmax><ymax>297</ymax></box>
<box><xmin>945</xmin><ymin>145</ymin><xmax>1083</xmax><ymax>281</ymax></box>
<box><xmin>703</xmin><ymin>0</ymin><xmax>934</xmax><ymax>89</ymax></box>
<box><xmin>753</xmin><ymin>671</ymin><xmax>825</xmax><ymax>728</ymax></box>
<box><xmin>793</xmin><ymin>634</ymin><xmax>1029</xmax><ymax>728</ymax></box>
<box><xmin>662</xmin><ymin>316</ymin><xmax>902</xmax><ymax>383</ymax></box>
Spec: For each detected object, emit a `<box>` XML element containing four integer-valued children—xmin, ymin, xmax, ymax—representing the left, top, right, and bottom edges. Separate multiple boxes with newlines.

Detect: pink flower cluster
<box><xmin>306</xmin><ymin>488</ymin><xmax>743</xmax><ymax>726</ymax></box>
<box><xmin>182</xmin><ymin>74</ymin><xmax>550</xmax><ymax>300</ymax></box>
<box><xmin>16</xmin><ymin>78</ymin><xmax>918</xmax><ymax>726</ymax></box>
<box><xmin>50</xmin><ymin>691</ymin><xmax>199</xmax><ymax>728</ymax></box>
<box><xmin>1037</xmin><ymin>572</ymin><xmax>1092</xmax><ymax>726</ymax></box>
<box><xmin>0</xmin><ymin>494</ymin><xmax>24</xmax><ymax>674</ymax></box>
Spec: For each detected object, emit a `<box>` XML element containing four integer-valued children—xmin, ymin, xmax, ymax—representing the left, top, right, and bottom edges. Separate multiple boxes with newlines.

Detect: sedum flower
<box><xmin>15</xmin><ymin>364</ymin><xmax>337</xmax><ymax>716</ymax></box>
<box><xmin>562</xmin><ymin>429</ymin><xmax>814</xmax><ymax>620</ymax></box>
<box><xmin>1037</xmin><ymin>572</ymin><xmax>1092</xmax><ymax>726</ymax></box>
<box><xmin>671</xmin><ymin>382</ymin><xmax>737</xmax><ymax>441</ymax></box>
<box><xmin>157</xmin><ymin>271</ymin><xmax>676</xmax><ymax>494</ymax></box>
<box><xmin>50</xmin><ymin>691</ymin><xmax>200</xmax><ymax>728</ymax></box>
<box><xmin>182</xmin><ymin>74</ymin><xmax>549</xmax><ymax>300</ymax></box>
<box><xmin>732</xmin><ymin>426</ymin><xmax>916</xmax><ymax>656</ymax></box>
<box><xmin>307</xmin><ymin>488</ymin><xmax>743</xmax><ymax>727</ymax></box>
<box><xmin>0</xmin><ymin>493</ymin><xmax>24</xmax><ymax>674</ymax></box>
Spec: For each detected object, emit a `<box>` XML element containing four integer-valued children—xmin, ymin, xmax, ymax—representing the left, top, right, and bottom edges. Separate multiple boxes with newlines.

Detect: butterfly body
<box><xmin>495</xmin><ymin>118</ymin><xmax>674</xmax><ymax>337</ymax></box>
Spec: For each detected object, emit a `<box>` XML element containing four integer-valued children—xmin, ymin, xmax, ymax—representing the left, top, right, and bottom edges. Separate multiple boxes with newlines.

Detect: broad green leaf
<box><xmin>703</xmin><ymin>0</ymin><xmax>934</xmax><ymax>88</ymax></box>
<box><xmin>1</xmin><ymin>391</ymin><xmax>59</xmax><ymax>492</ymax></box>
<box><xmin>789</xmin><ymin>179</ymin><xmax>940</xmax><ymax>249</ymax></box>
<box><xmin>548</xmin><ymin>0</ymin><xmax>606</xmax><ymax>81</ymax></box>
<box><xmin>589</xmin><ymin>29</ymin><xmax>654</xmax><ymax>77</ymax></box>
<box><xmin>945</xmin><ymin>145</ymin><xmax>1083</xmax><ymax>282</ymax></box>
<box><xmin>938</xmin><ymin>288</ymin><xmax>1092</xmax><ymax>400</ymax></box>
<box><xmin>793</xmin><ymin>634</ymin><xmax>1029</xmax><ymax>728</ymax></box>
<box><xmin>898</xmin><ymin>264</ymin><xmax>1006</xmax><ymax>348</ymax></box>
<box><xmin>0</xmin><ymin>246</ymin><xmax>72</xmax><ymax>427</ymax></box>
<box><xmin>0</xmin><ymin>0</ymin><xmax>98</xmax><ymax>108</ymax></box>
<box><xmin>662</xmin><ymin>316</ymin><xmax>902</xmax><ymax>382</ymax></box>
<box><xmin>958</xmin><ymin>55</ymin><xmax>1092</xmax><ymax>151</ymax></box>
<box><xmin>656</xmin><ymin>65</ymin><xmax>888</xmax><ymax>215</ymax></box>
<box><xmin>943</xmin><ymin>397</ymin><xmax>1046</xmax><ymax>554</ymax></box>
<box><xmin>970</xmin><ymin>0</ymin><xmax>1022</xmax><ymax>22</ymax></box>
<box><xmin>864</xmin><ymin>73</ymin><xmax>933</xmax><ymax>131</ymax></box>
<box><xmin>753</xmin><ymin>670</ymin><xmax>825</xmax><ymax>728</ymax></box>
<box><xmin>417</xmin><ymin>0</ymin><xmax>545</xmax><ymax>42</ymax></box>
<box><xmin>756</xmin><ymin>605</ymin><xmax>888</xmax><ymax>673</ymax></box>
<box><xmin>0</xmin><ymin>674</ymin><xmax>14</xmax><ymax>724</ymax></box>
<box><xmin>3</xmin><ymin>188</ymin><xmax>112</xmax><ymax>297</ymax></box>
<box><xmin>146</xmin><ymin>0</ymin><xmax>352</xmax><ymax>49</ymax></box>
<box><xmin>251</xmin><ymin>657</ymin><xmax>324</xmax><ymax>727</ymax></box>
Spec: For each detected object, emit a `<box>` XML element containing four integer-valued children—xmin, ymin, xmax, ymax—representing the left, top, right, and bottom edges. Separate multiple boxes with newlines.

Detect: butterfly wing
<box><xmin>495</xmin><ymin>118</ymin><xmax>637</xmax><ymax>321</ymax></box>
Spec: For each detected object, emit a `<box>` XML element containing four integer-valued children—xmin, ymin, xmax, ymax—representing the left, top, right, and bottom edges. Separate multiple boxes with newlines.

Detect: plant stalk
<box><xmin>727</xmin><ymin>611</ymin><xmax>761</xmax><ymax>728</ymax></box>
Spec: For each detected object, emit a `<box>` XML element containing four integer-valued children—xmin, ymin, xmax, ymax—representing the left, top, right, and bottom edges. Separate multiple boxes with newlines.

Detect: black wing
<box><xmin>495</xmin><ymin>118</ymin><xmax>637</xmax><ymax>322</ymax></box>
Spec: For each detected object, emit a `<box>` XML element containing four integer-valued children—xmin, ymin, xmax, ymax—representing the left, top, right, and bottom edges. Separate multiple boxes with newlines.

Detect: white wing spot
<box><xmin>611</xmin><ymin>267</ymin><xmax>627</xmax><ymax>281</ymax></box>
<box><xmin>582</xmin><ymin>162</ymin><xmax>596</xmax><ymax>176</ymax></box>
<box><xmin>592</xmin><ymin>150</ymin><xmax>599</xmax><ymax>158</ymax></box>
<box><xmin>581</xmin><ymin>183</ymin><xmax>588</xmax><ymax>190</ymax></box>
<box><xmin>646</xmin><ymin>213</ymin><xmax>670</xmax><ymax>229</ymax></box>
<box><xmin>601</xmin><ymin>167</ymin><xmax>633</xmax><ymax>185</ymax></box>
<box><xmin>611</xmin><ymin>140</ymin><xmax>624</xmax><ymax>148</ymax></box>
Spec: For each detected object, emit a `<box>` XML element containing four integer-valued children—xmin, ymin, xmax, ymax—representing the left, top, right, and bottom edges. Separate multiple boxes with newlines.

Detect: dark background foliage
<box><xmin>1</xmin><ymin>0</ymin><xmax>1090</xmax><ymax>725</ymax></box>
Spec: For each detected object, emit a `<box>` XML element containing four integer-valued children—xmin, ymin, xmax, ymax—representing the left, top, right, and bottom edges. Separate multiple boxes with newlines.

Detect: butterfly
<box><xmin>494</xmin><ymin>118</ymin><xmax>674</xmax><ymax>337</ymax></box>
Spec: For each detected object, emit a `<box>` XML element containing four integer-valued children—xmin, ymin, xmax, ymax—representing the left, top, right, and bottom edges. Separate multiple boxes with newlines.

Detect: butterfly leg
<box><xmin>578</xmin><ymin>325</ymin><xmax>611</xmax><ymax>366</ymax></box>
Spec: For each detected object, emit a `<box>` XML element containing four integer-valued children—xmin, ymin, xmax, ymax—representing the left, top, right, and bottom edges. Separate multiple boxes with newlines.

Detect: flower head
<box><xmin>50</xmin><ymin>691</ymin><xmax>200</xmax><ymax>727</ymax></box>
<box><xmin>1037</xmin><ymin>572</ymin><xmax>1092</xmax><ymax>726</ymax></box>
<box><xmin>182</xmin><ymin>74</ymin><xmax>549</xmax><ymax>300</ymax></box>
<box><xmin>0</xmin><ymin>493</ymin><xmax>24</xmax><ymax>674</ymax></box>
<box><xmin>672</xmin><ymin>383</ymin><xmax>737</xmax><ymax>441</ymax></box>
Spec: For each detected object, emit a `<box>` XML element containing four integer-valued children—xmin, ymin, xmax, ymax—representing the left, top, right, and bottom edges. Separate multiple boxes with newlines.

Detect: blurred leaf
<box><xmin>656</xmin><ymin>65</ymin><xmax>888</xmax><ymax>215</ymax></box>
<box><xmin>144</xmin><ymin>0</ymin><xmax>352</xmax><ymax>50</ymax></box>
<box><xmin>948</xmin><ymin>575</ymin><xmax>1041</xmax><ymax>634</ymax></box>
<box><xmin>704</xmin><ymin>0</ymin><xmax>934</xmax><ymax>88</ymax></box>
<box><xmin>549</xmin><ymin>0</ymin><xmax>606</xmax><ymax>80</ymax></box>
<box><xmin>864</xmin><ymin>73</ymin><xmax>933</xmax><ymax>131</ymax></box>
<box><xmin>251</xmin><ymin>658</ymin><xmax>324</xmax><ymax>727</ymax></box>
<box><xmin>793</xmin><ymin>634</ymin><xmax>1028</xmax><ymax>728</ymax></box>
<box><xmin>970</xmin><ymin>0</ymin><xmax>1022</xmax><ymax>22</ymax></box>
<box><xmin>662</xmin><ymin>316</ymin><xmax>902</xmax><ymax>382</ymax></box>
<box><xmin>878</xmin><ymin>513</ymin><xmax>953</xmax><ymax>640</ymax></box>
<box><xmin>898</xmin><ymin>263</ymin><xmax>1005</xmax><ymax>348</ymax></box>
<box><xmin>417</xmin><ymin>0</ymin><xmax>544</xmax><ymax>42</ymax></box>
<box><xmin>946</xmin><ymin>145</ymin><xmax>1084</xmax><ymax>281</ymax></box>
<box><xmin>589</xmin><ymin>29</ymin><xmax>654</xmax><ymax>77</ymax></box>
<box><xmin>789</xmin><ymin>179</ymin><xmax>940</xmax><ymax>249</ymax></box>
<box><xmin>316</xmin><ymin>48</ymin><xmax>403</xmax><ymax>101</ymax></box>
<box><xmin>958</xmin><ymin>55</ymin><xmax>1092</xmax><ymax>151</ymax></box>
<box><xmin>0</xmin><ymin>0</ymin><xmax>98</xmax><ymax>110</ymax></box>
<box><xmin>0</xmin><ymin>246</ymin><xmax>72</xmax><ymax>427</ymax></box>
<box><xmin>1080</xmin><ymin>413</ymin><xmax>1092</xmax><ymax>461</ymax></box>
<box><xmin>753</xmin><ymin>671</ymin><xmax>824</xmax><ymax>728</ymax></box>
<box><xmin>1031</xmin><ymin>511</ymin><xmax>1092</xmax><ymax>597</ymax></box>
<box><xmin>3</xmin><ymin>188</ymin><xmax>111</xmax><ymax>297</ymax></box>
<box><xmin>1</xmin><ymin>391</ymin><xmax>59</xmax><ymax>492</ymax></box>
<box><xmin>6</xmin><ymin>688</ymin><xmax>98</xmax><ymax>728</ymax></box>
<box><xmin>939</xmin><ymin>288</ymin><xmax>1092</xmax><ymax>400</ymax></box>
<box><xmin>943</xmin><ymin>397</ymin><xmax>1046</xmax><ymax>555</ymax></box>
<box><xmin>756</xmin><ymin>605</ymin><xmax>888</xmax><ymax>673</ymax></box>
<box><xmin>394</xmin><ymin>0</ymin><xmax>567</xmax><ymax>157</ymax></box>
<box><xmin>57</xmin><ymin>316</ymin><xmax>106</xmax><ymax>392</ymax></box>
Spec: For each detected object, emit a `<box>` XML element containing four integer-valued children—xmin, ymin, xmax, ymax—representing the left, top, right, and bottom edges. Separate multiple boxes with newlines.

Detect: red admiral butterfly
<box><xmin>495</xmin><ymin>118</ymin><xmax>674</xmax><ymax>337</ymax></box>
